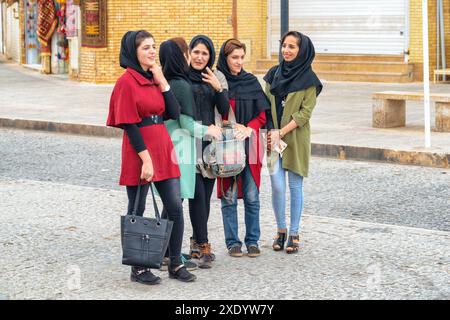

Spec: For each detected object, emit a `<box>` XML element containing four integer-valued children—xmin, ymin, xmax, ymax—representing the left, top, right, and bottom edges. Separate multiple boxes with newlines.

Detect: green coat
<box><xmin>265</xmin><ymin>84</ymin><xmax>317</xmax><ymax>177</ymax></box>
<box><xmin>165</xmin><ymin>79</ymin><xmax>208</xmax><ymax>199</ymax></box>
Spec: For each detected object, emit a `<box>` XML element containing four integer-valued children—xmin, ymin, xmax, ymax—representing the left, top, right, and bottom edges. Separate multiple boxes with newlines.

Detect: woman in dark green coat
<box><xmin>264</xmin><ymin>31</ymin><xmax>322</xmax><ymax>254</ymax></box>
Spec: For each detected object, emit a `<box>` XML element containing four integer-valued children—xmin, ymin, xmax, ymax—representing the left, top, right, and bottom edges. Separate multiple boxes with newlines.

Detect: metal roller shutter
<box><xmin>270</xmin><ymin>0</ymin><xmax>406</xmax><ymax>55</ymax></box>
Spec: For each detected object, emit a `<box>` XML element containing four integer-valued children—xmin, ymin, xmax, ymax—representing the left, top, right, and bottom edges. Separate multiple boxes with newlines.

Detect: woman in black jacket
<box><xmin>187</xmin><ymin>35</ymin><xmax>230</xmax><ymax>268</ymax></box>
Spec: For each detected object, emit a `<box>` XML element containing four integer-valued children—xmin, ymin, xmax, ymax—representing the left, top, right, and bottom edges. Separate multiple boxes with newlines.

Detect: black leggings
<box><xmin>126</xmin><ymin>178</ymin><xmax>184</xmax><ymax>267</ymax></box>
<box><xmin>188</xmin><ymin>174</ymin><xmax>215</xmax><ymax>244</ymax></box>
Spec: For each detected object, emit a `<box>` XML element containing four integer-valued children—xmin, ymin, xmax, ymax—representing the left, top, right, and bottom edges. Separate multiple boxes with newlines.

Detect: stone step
<box><xmin>256</xmin><ymin>53</ymin><xmax>413</xmax><ymax>82</ymax></box>
<box><xmin>256</xmin><ymin>60</ymin><xmax>413</xmax><ymax>74</ymax></box>
<box><xmin>315</xmin><ymin>54</ymin><xmax>405</xmax><ymax>62</ymax></box>
<box><xmin>315</xmin><ymin>71</ymin><xmax>413</xmax><ymax>83</ymax></box>
<box><xmin>270</xmin><ymin>53</ymin><xmax>405</xmax><ymax>62</ymax></box>
<box><xmin>256</xmin><ymin>59</ymin><xmax>280</xmax><ymax>70</ymax></box>
<box><xmin>253</xmin><ymin>69</ymin><xmax>413</xmax><ymax>83</ymax></box>
<box><xmin>313</xmin><ymin>61</ymin><xmax>413</xmax><ymax>74</ymax></box>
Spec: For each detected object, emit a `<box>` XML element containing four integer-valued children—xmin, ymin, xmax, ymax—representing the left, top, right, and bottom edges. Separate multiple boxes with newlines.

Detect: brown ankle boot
<box><xmin>197</xmin><ymin>242</ymin><xmax>213</xmax><ymax>269</ymax></box>
<box><xmin>189</xmin><ymin>237</ymin><xmax>201</xmax><ymax>259</ymax></box>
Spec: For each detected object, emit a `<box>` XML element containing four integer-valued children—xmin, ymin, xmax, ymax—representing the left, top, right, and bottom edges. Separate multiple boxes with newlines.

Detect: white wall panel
<box><xmin>0</xmin><ymin>3</ymin><xmax>4</xmax><ymax>54</ymax></box>
<box><xmin>6</xmin><ymin>2</ymin><xmax>20</xmax><ymax>62</ymax></box>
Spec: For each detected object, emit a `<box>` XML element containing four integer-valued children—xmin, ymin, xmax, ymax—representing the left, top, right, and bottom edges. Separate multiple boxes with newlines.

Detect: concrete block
<box><xmin>372</xmin><ymin>98</ymin><xmax>406</xmax><ymax>128</ymax></box>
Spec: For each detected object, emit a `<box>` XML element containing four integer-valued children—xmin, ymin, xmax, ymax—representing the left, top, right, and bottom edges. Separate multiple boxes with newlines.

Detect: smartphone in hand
<box><xmin>274</xmin><ymin>140</ymin><xmax>287</xmax><ymax>155</ymax></box>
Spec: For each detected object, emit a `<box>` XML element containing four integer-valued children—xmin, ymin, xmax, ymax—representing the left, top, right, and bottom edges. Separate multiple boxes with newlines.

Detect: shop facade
<box><xmin>1</xmin><ymin>1</ymin><xmax>448</xmax><ymax>83</ymax></box>
<box><xmin>31</xmin><ymin>0</ymin><xmax>73</xmax><ymax>74</ymax></box>
<box><xmin>265</xmin><ymin>0</ymin><xmax>450</xmax><ymax>82</ymax></box>
<box><xmin>0</xmin><ymin>0</ymin><xmax>79</xmax><ymax>75</ymax></box>
<box><xmin>24</xmin><ymin>0</ymin><xmax>40</xmax><ymax>66</ymax></box>
<box><xmin>72</xmin><ymin>0</ymin><xmax>450</xmax><ymax>83</ymax></box>
<box><xmin>269</xmin><ymin>0</ymin><xmax>408</xmax><ymax>55</ymax></box>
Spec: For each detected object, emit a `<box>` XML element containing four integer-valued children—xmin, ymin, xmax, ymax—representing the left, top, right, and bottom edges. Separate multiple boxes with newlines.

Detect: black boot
<box><xmin>130</xmin><ymin>267</ymin><xmax>161</xmax><ymax>285</ymax></box>
<box><xmin>168</xmin><ymin>264</ymin><xmax>197</xmax><ymax>282</ymax></box>
<box><xmin>272</xmin><ymin>230</ymin><xmax>287</xmax><ymax>251</ymax></box>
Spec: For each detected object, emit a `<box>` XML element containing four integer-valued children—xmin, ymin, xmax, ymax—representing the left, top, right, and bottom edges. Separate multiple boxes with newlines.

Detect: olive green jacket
<box><xmin>265</xmin><ymin>84</ymin><xmax>317</xmax><ymax>177</ymax></box>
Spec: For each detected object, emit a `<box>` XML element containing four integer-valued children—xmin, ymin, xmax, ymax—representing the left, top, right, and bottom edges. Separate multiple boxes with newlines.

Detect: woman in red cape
<box><xmin>107</xmin><ymin>30</ymin><xmax>196</xmax><ymax>285</ymax></box>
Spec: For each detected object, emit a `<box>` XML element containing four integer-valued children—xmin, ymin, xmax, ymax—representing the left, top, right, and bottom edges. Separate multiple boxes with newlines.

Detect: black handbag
<box><xmin>120</xmin><ymin>181</ymin><xmax>173</xmax><ymax>269</ymax></box>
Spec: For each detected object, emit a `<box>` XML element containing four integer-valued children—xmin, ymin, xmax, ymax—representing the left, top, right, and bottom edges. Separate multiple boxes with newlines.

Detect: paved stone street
<box><xmin>0</xmin><ymin>129</ymin><xmax>449</xmax><ymax>299</ymax></box>
<box><xmin>1</xmin><ymin>128</ymin><xmax>448</xmax><ymax>231</ymax></box>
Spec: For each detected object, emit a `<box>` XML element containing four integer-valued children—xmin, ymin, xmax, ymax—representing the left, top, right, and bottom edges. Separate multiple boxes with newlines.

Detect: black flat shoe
<box><xmin>130</xmin><ymin>267</ymin><xmax>161</xmax><ymax>285</ymax></box>
<box><xmin>168</xmin><ymin>265</ymin><xmax>197</xmax><ymax>282</ymax></box>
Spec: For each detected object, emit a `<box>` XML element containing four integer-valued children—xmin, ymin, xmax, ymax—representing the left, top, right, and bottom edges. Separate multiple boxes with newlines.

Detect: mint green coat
<box><xmin>165</xmin><ymin>79</ymin><xmax>208</xmax><ymax>199</ymax></box>
<box><xmin>265</xmin><ymin>84</ymin><xmax>317</xmax><ymax>177</ymax></box>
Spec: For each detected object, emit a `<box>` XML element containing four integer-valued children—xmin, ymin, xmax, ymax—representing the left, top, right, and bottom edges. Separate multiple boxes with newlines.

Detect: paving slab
<box><xmin>0</xmin><ymin>177</ymin><xmax>448</xmax><ymax>300</ymax></box>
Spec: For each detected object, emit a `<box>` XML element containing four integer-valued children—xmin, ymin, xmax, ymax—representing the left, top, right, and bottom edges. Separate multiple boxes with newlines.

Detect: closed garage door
<box><xmin>270</xmin><ymin>0</ymin><xmax>406</xmax><ymax>55</ymax></box>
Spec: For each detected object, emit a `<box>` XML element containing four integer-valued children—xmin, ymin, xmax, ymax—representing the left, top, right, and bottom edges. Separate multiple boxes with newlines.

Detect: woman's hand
<box><xmin>267</xmin><ymin>131</ymin><xmax>272</xmax><ymax>151</ymax></box>
<box><xmin>140</xmin><ymin>159</ymin><xmax>154</xmax><ymax>182</ymax></box>
<box><xmin>202</xmin><ymin>67</ymin><xmax>222</xmax><ymax>92</ymax></box>
<box><xmin>150</xmin><ymin>64</ymin><xmax>169</xmax><ymax>91</ymax></box>
<box><xmin>267</xmin><ymin>130</ymin><xmax>281</xmax><ymax>151</ymax></box>
<box><xmin>206</xmin><ymin>125</ymin><xmax>223</xmax><ymax>140</ymax></box>
<box><xmin>234</xmin><ymin>124</ymin><xmax>253</xmax><ymax>141</ymax></box>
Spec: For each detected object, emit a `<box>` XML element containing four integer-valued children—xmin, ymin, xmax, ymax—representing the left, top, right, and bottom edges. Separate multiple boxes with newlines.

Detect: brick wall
<box><xmin>409</xmin><ymin>0</ymin><xmax>450</xmax><ymax>80</ymax></box>
<box><xmin>22</xmin><ymin>0</ymin><xmax>450</xmax><ymax>83</ymax></box>
<box><xmin>235</xmin><ymin>0</ymin><xmax>267</xmax><ymax>72</ymax></box>
<box><xmin>78</xmin><ymin>0</ymin><xmax>234</xmax><ymax>83</ymax></box>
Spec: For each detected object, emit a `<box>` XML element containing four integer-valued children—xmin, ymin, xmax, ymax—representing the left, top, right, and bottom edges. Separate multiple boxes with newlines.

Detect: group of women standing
<box><xmin>107</xmin><ymin>29</ymin><xmax>322</xmax><ymax>285</ymax></box>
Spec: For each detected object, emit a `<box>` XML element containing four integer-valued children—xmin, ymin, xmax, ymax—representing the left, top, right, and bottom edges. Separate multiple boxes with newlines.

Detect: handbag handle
<box><xmin>132</xmin><ymin>179</ymin><xmax>161</xmax><ymax>223</ymax></box>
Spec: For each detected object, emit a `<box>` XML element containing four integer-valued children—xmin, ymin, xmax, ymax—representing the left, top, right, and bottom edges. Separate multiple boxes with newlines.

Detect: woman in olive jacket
<box><xmin>264</xmin><ymin>31</ymin><xmax>322</xmax><ymax>254</ymax></box>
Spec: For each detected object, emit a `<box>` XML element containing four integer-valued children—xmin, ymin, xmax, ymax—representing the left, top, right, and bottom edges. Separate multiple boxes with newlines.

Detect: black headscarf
<box><xmin>217</xmin><ymin>40</ymin><xmax>266</xmax><ymax>101</ymax></box>
<box><xmin>159</xmin><ymin>40</ymin><xmax>190</xmax><ymax>82</ymax></box>
<box><xmin>119</xmin><ymin>30</ymin><xmax>153</xmax><ymax>81</ymax></box>
<box><xmin>217</xmin><ymin>39</ymin><xmax>270</xmax><ymax>125</ymax></box>
<box><xmin>159</xmin><ymin>39</ymin><xmax>195</xmax><ymax>118</ymax></box>
<box><xmin>264</xmin><ymin>32</ymin><xmax>322</xmax><ymax>98</ymax></box>
<box><xmin>188</xmin><ymin>35</ymin><xmax>216</xmax><ymax>83</ymax></box>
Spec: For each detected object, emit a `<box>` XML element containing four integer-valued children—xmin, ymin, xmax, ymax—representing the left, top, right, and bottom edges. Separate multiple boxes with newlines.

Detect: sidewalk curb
<box><xmin>1</xmin><ymin>117</ymin><xmax>449</xmax><ymax>168</ymax></box>
<box><xmin>312</xmin><ymin>144</ymin><xmax>449</xmax><ymax>169</ymax></box>
<box><xmin>0</xmin><ymin>118</ymin><xmax>121</xmax><ymax>138</ymax></box>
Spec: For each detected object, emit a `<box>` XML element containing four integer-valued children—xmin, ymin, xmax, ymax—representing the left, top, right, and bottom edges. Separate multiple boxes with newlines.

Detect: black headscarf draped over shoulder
<box><xmin>264</xmin><ymin>32</ymin><xmax>322</xmax><ymax>98</ymax></box>
<box><xmin>119</xmin><ymin>30</ymin><xmax>154</xmax><ymax>81</ymax></box>
<box><xmin>188</xmin><ymin>35</ymin><xmax>215</xmax><ymax>83</ymax></box>
<box><xmin>217</xmin><ymin>39</ymin><xmax>270</xmax><ymax>125</ymax></box>
<box><xmin>159</xmin><ymin>40</ymin><xmax>190</xmax><ymax>82</ymax></box>
<box><xmin>159</xmin><ymin>39</ymin><xmax>195</xmax><ymax>117</ymax></box>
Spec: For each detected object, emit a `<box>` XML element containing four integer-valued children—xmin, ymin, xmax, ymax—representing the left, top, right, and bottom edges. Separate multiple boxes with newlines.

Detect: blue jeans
<box><xmin>270</xmin><ymin>157</ymin><xmax>304</xmax><ymax>235</ymax></box>
<box><xmin>221</xmin><ymin>166</ymin><xmax>260</xmax><ymax>249</ymax></box>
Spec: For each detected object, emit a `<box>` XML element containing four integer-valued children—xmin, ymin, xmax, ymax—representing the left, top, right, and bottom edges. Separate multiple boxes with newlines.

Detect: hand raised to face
<box><xmin>202</xmin><ymin>67</ymin><xmax>222</xmax><ymax>92</ymax></box>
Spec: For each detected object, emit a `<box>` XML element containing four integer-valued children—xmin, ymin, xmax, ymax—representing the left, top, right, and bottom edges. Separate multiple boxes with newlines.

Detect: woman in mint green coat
<box><xmin>159</xmin><ymin>38</ymin><xmax>222</xmax><ymax>199</ymax></box>
<box><xmin>264</xmin><ymin>31</ymin><xmax>322</xmax><ymax>254</ymax></box>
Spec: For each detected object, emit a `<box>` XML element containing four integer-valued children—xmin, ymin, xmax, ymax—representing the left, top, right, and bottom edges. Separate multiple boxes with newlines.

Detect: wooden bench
<box><xmin>372</xmin><ymin>91</ymin><xmax>450</xmax><ymax>132</ymax></box>
<box><xmin>434</xmin><ymin>69</ymin><xmax>450</xmax><ymax>83</ymax></box>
